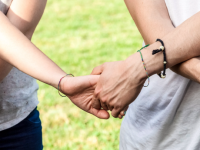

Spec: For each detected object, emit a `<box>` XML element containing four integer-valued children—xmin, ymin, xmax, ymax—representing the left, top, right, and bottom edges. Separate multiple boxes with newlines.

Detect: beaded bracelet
<box><xmin>137</xmin><ymin>44</ymin><xmax>150</xmax><ymax>87</ymax></box>
<box><xmin>58</xmin><ymin>74</ymin><xmax>74</xmax><ymax>97</ymax></box>
<box><xmin>152</xmin><ymin>39</ymin><xmax>167</xmax><ymax>78</ymax></box>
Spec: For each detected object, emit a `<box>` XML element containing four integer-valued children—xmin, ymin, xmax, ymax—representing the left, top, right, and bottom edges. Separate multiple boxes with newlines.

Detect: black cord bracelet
<box><xmin>152</xmin><ymin>39</ymin><xmax>167</xmax><ymax>78</ymax></box>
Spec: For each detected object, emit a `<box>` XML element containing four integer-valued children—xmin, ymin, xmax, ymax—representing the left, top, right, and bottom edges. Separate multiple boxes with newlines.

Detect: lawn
<box><xmin>32</xmin><ymin>0</ymin><xmax>143</xmax><ymax>149</ymax></box>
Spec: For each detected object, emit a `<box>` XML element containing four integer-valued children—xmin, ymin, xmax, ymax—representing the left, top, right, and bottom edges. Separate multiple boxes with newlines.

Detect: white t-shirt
<box><xmin>0</xmin><ymin>0</ymin><xmax>39</xmax><ymax>131</ymax></box>
<box><xmin>120</xmin><ymin>0</ymin><xmax>200</xmax><ymax>150</ymax></box>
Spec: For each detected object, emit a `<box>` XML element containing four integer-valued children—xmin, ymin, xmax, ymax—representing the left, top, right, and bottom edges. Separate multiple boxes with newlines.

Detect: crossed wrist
<box><xmin>125</xmin><ymin>42</ymin><xmax>166</xmax><ymax>86</ymax></box>
<box><xmin>140</xmin><ymin>42</ymin><xmax>164</xmax><ymax>77</ymax></box>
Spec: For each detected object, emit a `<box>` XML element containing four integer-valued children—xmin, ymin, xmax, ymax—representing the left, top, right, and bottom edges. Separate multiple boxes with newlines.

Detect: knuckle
<box><xmin>101</xmin><ymin>96</ymin><xmax>107</xmax><ymax>103</ymax></box>
<box><xmin>94</xmin><ymin>89</ymin><xmax>101</xmax><ymax>97</ymax></box>
<box><xmin>115</xmin><ymin>103</ymin><xmax>122</xmax><ymax>111</ymax></box>
<box><xmin>103</xmin><ymin>62</ymin><xmax>109</xmax><ymax>68</ymax></box>
<box><xmin>110</xmin><ymin>101</ymin><xmax>115</xmax><ymax>108</ymax></box>
<box><xmin>112</xmin><ymin>113</ymin><xmax>118</xmax><ymax>118</ymax></box>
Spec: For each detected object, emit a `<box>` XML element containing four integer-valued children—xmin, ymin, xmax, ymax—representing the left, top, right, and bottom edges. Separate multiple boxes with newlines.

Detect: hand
<box><xmin>91</xmin><ymin>53</ymin><xmax>147</xmax><ymax>118</ymax></box>
<box><xmin>60</xmin><ymin>75</ymin><xmax>110</xmax><ymax>119</ymax></box>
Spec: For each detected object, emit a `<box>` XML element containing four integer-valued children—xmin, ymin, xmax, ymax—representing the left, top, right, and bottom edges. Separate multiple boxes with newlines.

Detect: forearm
<box><xmin>0</xmin><ymin>0</ymin><xmax>49</xmax><ymax>82</ymax></box>
<box><xmin>170</xmin><ymin>58</ymin><xmax>200</xmax><ymax>83</ymax></box>
<box><xmin>125</xmin><ymin>0</ymin><xmax>200</xmax><ymax>82</ymax></box>
<box><xmin>0</xmin><ymin>12</ymin><xmax>65</xmax><ymax>88</ymax></box>
<box><xmin>131</xmin><ymin>11</ymin><xmax>200</xmax><ymax>78</ymax></box>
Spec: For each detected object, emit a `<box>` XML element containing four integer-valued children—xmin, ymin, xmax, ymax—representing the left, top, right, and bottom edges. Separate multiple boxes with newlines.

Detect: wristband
<box><xmin>58</xmin><ymin>74</ymin><xmax>74</xmax><ymax>97</ymax></box>
<box><xmin>137</xmin><ymin>44</ymin><xmax>150</xmax><ymax>87</ymax></box>
<box><xmin>152</xmin><ymin>39</ymin><xmax>167</xmax><ymax>78</ymax></box>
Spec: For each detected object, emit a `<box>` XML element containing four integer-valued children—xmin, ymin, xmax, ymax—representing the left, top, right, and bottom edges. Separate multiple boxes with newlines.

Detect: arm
<box><xmin>92</xmin><ymin>10</ymin><xmax>200</xmax><ymax>118</ymax></box>
<box><xmin>125</xmin><ymin>0</ymin><xmax>173</xmax><ymax>44</ymax></box>
<box><xmin>0</xmin><ymin>8</ymin><xmax>64</xmax><ymax>88</ymax></box>
<box><xmin>0</xmin><ymin>0</ymin><xmax>46</xmax><ymax>82</ymax></box>
<box><xmin>0</xmin><ymin>0</ymin><xmax>109</xmax><ymax>119</ymax></box>
<box><xmin>124</xmin><ymin>0</ymin><xmax>200</xmax><ymax>82</ymax></box>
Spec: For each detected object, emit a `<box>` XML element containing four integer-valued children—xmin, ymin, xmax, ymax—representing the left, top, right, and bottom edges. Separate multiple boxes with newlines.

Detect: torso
<box><xmin>0</xmin><ymin>0</ymin><xmax>12</xmax><ymax>15</ymax></box>
<box><xmin>120</xmin><ymin>1</ymin><xmax>200</xmax><ymax>149</ymax></box>
<box><xmin>0</xmin><ymin>0</ymin><xmax>39</xmax><ymax>131</ymax></box>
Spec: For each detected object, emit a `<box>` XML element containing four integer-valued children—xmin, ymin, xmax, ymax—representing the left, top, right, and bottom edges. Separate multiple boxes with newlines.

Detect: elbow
<box><xmin>18</xmin><ymin>23</ymin><xmax>35</xmax><ymax>40</ymax></box>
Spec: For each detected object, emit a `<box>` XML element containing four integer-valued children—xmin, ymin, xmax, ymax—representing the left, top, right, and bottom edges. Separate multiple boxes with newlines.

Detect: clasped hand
<box><xmin>91</xmin><ymin>53</ymin><xmax>147</xmax><ymax>118</ymax></box>
<box><xmin>60</xmin><ymin>53</ymin><xmax>147</xmax><ymax>119</ymax></box>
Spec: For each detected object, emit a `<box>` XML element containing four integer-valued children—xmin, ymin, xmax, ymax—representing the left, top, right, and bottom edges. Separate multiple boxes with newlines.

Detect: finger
<box><xmin>91</xmin><ymin>65</ymin><xmax>103</xmax><ymax>75</ymax></box>
<box><xmin>124</xmin><ymin>105</ymin><xmax>129</xmax><ymax>115</ymax></box>
<box><xmin>100</xmin><ymin>100</ymin><xmax>109</xmax><ymax>110</ymax></box>
<box><xmin>91</xmin><ymin>97</ymin><xmax>101</xmax><ymax>110</ymax></box>
<box><xmin>124</xmin><ymin>105</ymin><xmax>129</xmax><ymax>111</ymax></box>
<box><xmin>120</xmin><ymin>106</ymin><xmax>129</xmax><ymax>116</ymax></box>
<box><xmin>118</xmin><ymin>114</ymin><xmax>123</xmax><ymax>119</ymax></box>
<box><xmin>111</xmin><ymin>108</ymin><xmax>121</xmax><ymax>118</ymax></box>
<box><xmin>120</xmin><ymin>111</ymin><xmax>125</xmax><ymax>116</ymax></box>
<box><xmin>90</xmin><ymin>107</ymin><xmax>110</xmax><ymax>119</ymax></box>
<box><xmin>107</xmin><ymin>104</ymin><xmax>114</xmax><ymax>111</ymax></box>
<box><xmin>92</xmin><ymin>84</ymin><xmax>102</xmax><ymax>109</ymax></box>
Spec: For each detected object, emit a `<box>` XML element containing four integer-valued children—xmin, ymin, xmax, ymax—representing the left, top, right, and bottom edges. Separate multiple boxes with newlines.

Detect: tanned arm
<box><xmin>124</xmin><ymin>0</ymin><xmax>200</xmax><ymax>83</ymax></box>
<box><xmin>91</xmin><ymin>9</ymin><xmax>200</xmax><ymax>117</ymax></box>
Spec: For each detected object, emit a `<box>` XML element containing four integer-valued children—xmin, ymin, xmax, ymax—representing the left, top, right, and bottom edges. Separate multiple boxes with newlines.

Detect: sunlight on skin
<box><xmin>33</xmin><ymin>0</ymin><xmax>143</xmax><ymax>149</ymax></box>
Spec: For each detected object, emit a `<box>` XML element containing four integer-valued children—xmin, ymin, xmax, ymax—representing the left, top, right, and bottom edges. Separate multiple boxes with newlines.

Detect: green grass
<box><xmin>32</xmin><ymin>0</ymin><xmax>143</xmax><ymax>149</ymax></box>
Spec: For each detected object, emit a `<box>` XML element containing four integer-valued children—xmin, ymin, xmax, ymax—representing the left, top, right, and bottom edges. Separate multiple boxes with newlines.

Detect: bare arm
<box><xmin>0</xmin><ymin>0</ymin><xmax>47</xmax><ymax>82</ymax></box>
<box><xmin>0</xmin><ymin>10</ymin><xmax>65</xmax><ymax>87</ymax></box>
<box><xmin>0</xmin><ymin>0</ymin><xmax>109</xmax><ymax>119</ymax></box>
<box><xmin>124</xmin><ymin>0</ymin><xmax>200</xmax><ymax>82</ymax></box>
<box><xmin>124</xmin><ymin>0</ymin><xmax>173</xmax><ymax>44</ymax></box>
<box><xmin>92</xmin><ymin>9</ymin><xmax>200</xmax><ymax>117</ymax></box>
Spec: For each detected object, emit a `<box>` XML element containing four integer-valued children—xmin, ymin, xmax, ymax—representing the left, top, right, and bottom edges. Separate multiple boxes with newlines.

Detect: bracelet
<box><xmin>152</xmin><ymin>39</ymin><xmax>167</xmax><ymax>78</ymax></box>
<box><xmin>137</xmin><ymin>44</ymin><xmax>150</xmax><ymax>87</ymax></box>
<box><xmin>58</xmin><ymin>74</ymin><xmax>74</xmax><ymax>97</ymax></box>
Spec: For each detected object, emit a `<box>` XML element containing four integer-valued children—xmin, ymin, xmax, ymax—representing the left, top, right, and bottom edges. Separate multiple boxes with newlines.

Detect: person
<box><xmin>0</xmin><ymin>0</ymin><xmax>114</xmax><ymax>149</ymax></box>
<box><xmin>91</xmin><ymin>0</ymin><xmax>200</xmax><ymax>149</ymax></box>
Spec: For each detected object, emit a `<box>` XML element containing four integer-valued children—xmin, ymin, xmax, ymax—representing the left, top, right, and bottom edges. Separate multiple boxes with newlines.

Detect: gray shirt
<box><xmin>0</xmin><ymin>0</ymin><xmax>39</xmax><ymax>131</ymax></box>
<box><xmin>120</xmin><ymin>0</ymin><xmax>200</xmax><ymax>149</ymax></box>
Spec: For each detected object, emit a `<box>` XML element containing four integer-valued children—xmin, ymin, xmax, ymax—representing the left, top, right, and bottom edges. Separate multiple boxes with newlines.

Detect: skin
<box><xmin>124</xmin><ymin>0</ymin><xmax>200</xmax><ymax>82</ymax></box>
<box><xmin>60</xmin><ymin>75</ymin><xmax>110</xmax><ymax>119</ymax></box>
<box><xmin>0</xmin><ymin>0</ymin><xmax>47</xmax><ymax>81</ymax></box>
<box><xmin>91</xmin><ymin>4</ymin><xmax>200</xmax><ymax>118</ymax></box>
<box><xmin>0</xmin><ymin>0</ymin><xmax>110</xmax><ymax>119</ymax></box>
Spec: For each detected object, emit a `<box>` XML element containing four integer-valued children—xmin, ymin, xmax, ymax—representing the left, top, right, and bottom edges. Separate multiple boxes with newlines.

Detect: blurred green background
<box><xmin>32</xmin><ymin>0</ymin><xmax>143</xmax><ymax>149</ymax></box>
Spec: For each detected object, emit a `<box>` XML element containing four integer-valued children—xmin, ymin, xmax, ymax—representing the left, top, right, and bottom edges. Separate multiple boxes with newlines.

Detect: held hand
<box><xmin>60</xmin><ymin>75</ymin><xmax>110</xmax><ymax>119</ymax></box>
<box><xmin>91</xmin><ymin>53</ymin><xmax>147</xmax><ymax>118</ymax></box>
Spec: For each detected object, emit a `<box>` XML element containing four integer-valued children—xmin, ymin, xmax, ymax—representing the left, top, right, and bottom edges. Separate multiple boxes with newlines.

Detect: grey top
<box><xmin>0</xmin><ymin>0</ymin><xmax>39</xmax><ymax>131</ymax></box>
<box><xmin>120</xmin><ymin>0</ymin><xmax>200</xmax><ymax>150</ymax></box>
<box><xmin>0</xmin><ymin>0</ymin><xmax>12</xmax><ymax>14</ymax></box>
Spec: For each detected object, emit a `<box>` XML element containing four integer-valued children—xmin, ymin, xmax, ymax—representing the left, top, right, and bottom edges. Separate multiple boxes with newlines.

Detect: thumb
<box><xmin>90</xmin><ymin>107</ymin><xmax>110</xmax><ymax>119</ymax></box>
<box><xmin>91</xmin><ymin>64</ymin><xmax>103</xmax><ymax>75</ymax></box>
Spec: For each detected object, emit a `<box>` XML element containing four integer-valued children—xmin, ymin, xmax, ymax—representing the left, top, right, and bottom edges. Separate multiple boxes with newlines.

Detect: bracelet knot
<box><xmin>152</xmin><ymin>49</ymin><xmax>162</xmax><ymax>55</ymax></box>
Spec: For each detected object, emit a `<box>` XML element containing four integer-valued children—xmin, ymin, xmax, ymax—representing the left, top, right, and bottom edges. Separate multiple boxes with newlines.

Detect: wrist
<box><xmin>125</xmin><ymin>42</ymin><xmax>165</xmax><ymax>84</ymax></box>
<box><xmin>124</xmin><ymin>52</ymin><xmax>148</xmax><ymax>83</ymax></box>
<box><xmin>59</xmin><ymin>75</ymin><xmax>74</xmax><ymax>96</ymax></box>
<box><xmin>141</xmin><ymin>42</ymin><xmax>164</xmax><ymax>76</ymax></box>
<box><xmin>48</xmin><ymin>72</ymin><xmax>66</xmax><ymax>89</ymax></box>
